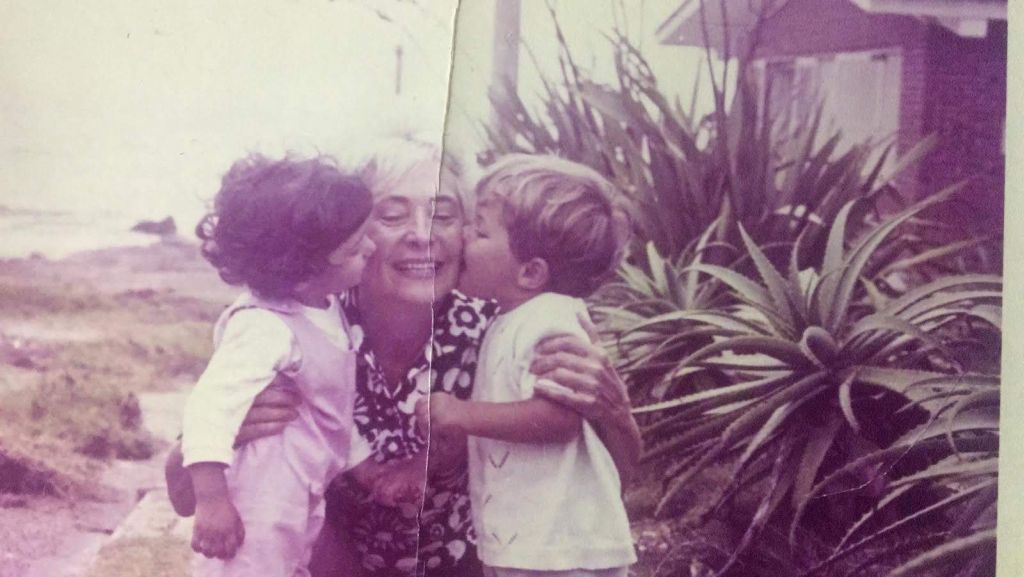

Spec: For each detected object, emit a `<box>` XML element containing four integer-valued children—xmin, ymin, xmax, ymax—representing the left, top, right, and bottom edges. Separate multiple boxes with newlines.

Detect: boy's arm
<box><xmin>429</xmin><ymin>392</ymin><xmax>581</xmax><ymax>444</ymax></box>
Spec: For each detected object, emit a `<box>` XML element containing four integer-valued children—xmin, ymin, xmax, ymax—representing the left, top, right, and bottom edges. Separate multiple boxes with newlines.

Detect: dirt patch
<box><xmin>0</xmin><ymin>489</ymin><xmax>151</xmax><ymax>577</ymax></box>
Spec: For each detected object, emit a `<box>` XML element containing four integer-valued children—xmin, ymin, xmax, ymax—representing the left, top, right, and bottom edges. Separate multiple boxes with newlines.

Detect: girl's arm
<box><xmin>172</xmin><ymin>310</ymin><xmax>299</xmax><ymax>517</ymax></box>
<box><xmin>166</xmin><ymin>381</ymin><xmax>299</xmax><ymax>518</ymax></box>
<box><xmin>189</xmin><ymin>462</ymin><xmax>245</xmax><ymax>559</ymax></box>
<box><xmin>425</xmin><ymin>393</ymin><xmax>581</xmax><ymax>444</ymax></box>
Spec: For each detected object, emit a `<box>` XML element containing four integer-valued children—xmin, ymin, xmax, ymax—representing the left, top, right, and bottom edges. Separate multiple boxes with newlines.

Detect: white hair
<box><xmin>352</xmin><ymin>133</ymin><xmax>465</xmax><ymax>201</ymax></box>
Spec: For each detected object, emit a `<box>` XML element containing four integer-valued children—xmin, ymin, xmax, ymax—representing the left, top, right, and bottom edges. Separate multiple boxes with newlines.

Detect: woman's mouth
<box><xmin>393</xmin><ymin>259</ymin><xmax>441</xmax><ymax>279</ymax></box>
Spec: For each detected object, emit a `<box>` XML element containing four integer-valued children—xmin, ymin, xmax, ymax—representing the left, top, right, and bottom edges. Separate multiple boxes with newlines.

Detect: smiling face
<box><xmin>360</xmin><ymin>159</ymin><xmax>464</xmax><ymax>308</ymax></box>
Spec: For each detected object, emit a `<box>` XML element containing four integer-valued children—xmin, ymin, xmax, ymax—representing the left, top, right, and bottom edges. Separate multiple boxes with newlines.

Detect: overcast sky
<box><xmin>0</xmin><ymin>0</ymin><xmax>458</xmax><ymax>226</ymax></box>
<box><xmin>0</xmin><ymin>0</ymin><xmax>702</xmax><ymax>231</ymax></box>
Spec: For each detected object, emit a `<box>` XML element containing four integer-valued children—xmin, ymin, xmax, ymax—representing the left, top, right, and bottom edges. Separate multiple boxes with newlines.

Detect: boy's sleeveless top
<box><xmin>215</xmin><ymin>292</ymin><xmax>358</xmax><ymax>493</ymax></box>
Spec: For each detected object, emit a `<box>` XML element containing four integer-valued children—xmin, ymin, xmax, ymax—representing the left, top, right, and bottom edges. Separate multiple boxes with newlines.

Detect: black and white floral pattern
<box><xmin>326</xmin><ymin>290</ymin><xmax>497</xmax><ymax>577</ymax></box>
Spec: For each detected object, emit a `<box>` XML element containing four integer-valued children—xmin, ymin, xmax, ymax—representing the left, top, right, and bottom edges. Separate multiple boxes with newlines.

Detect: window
<box><xmin>754</xmin><ymin>49</ymin><xmax>903</xmax><ymax>153</ymax></box>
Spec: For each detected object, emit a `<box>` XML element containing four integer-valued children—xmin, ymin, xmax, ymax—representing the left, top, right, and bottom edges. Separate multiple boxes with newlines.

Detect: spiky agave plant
<box><xmin>795</xmin><ymin>375</ymin><xmax>998</xmax><ymax>577</ymax></box>
<box><xmin>482</xmin><ymin>12</ymin><xmax>926</xmax><ymax>264</ymax></box>
<box><xmin>592</xmin><ymin>222</ymin><xmax>734</xmax><ymax>404</ymax></box>
<box><xmin>635</xmin><ymin>185</ymin><xmax>1001</xmax><ymax>574</ymax></box>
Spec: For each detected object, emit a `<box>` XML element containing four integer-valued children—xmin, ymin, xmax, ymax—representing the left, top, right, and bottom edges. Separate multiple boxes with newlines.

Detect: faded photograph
<box><xmin>444</xmin><ymin>2</ymin><xmax>1006</xmax><ymax>576</ymax></box>
<box><xmin>0</xmin><ymin>1</ymin><xmax>1008</xmax><ymax>577</ymax></box>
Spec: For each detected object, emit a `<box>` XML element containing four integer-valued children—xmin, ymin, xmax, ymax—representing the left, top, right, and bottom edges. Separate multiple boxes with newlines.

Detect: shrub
<box><xmin>481</xmin><ymin>6</ymin><xmax>1002</xmax><ymax>575</ymax></box>
<box><xmin>627</xmin><ymin>192</ymin><xmax>1000</xmax><ymax>574</ymax></box>
<box><xmin>3</xmin><ymin>369</ymin><xmax>161</xmax><ymax>462</ymax></box>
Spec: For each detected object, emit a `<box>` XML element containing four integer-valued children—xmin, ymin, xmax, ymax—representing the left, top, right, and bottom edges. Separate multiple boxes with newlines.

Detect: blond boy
<box><xmin>427</xmin><ymin>155</ymin><xmax>636</xmax><ymax>577</ymax></box>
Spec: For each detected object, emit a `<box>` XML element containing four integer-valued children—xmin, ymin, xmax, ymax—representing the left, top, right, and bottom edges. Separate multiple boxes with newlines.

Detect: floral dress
<box><xmin>325</xmin><ymin>289</ymin><xmax>498</xmax><ymax>577</ymax></box>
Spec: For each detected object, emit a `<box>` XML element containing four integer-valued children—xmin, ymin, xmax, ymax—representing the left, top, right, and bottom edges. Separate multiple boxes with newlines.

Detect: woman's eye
<box><xmin>432</xmin><ymin>211</ymin><xmax>458</xmax><ymax>225</ymax></box>
<box><xmin>377</xmin><ymin>212</ymin><xmax>408</xmax><ymax>225</ymax></box>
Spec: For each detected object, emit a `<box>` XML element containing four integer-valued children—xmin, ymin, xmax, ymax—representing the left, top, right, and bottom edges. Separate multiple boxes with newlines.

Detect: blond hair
<box><xmin>475</xmin><ymin>154</ymin><xmax>630</xmax><ymax>297</ymax></box>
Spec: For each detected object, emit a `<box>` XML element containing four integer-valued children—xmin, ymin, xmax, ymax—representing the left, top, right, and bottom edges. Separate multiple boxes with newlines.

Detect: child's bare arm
<box><xmin>429</xmin><ymin>392</ymin><xmax>581</xmax><ymax>444</ymax></box>
<box><xmin>189</xmin><ymin>463</ymin><xmax>245</xmax><ymax>559</ymax></box>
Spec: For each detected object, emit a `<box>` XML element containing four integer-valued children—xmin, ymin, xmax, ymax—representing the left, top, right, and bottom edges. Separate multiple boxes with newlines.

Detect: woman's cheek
<box><xmin>434</xmin><ymin>222</ymin><xmax>464</xmax><ymax>256</ymax></box>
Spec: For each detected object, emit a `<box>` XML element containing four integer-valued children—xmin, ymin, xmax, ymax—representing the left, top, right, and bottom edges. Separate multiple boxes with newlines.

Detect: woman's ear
<box><xmin>516</xmin><ymin>257</ymin><xmax>550</xmax><ymax>292</ymax></box>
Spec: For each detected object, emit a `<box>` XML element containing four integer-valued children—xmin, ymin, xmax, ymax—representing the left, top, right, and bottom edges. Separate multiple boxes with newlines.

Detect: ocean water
<box><xmin>0</xmin><ymin>207</ymin><xmax>169</xmax><ymax>260</ymax></box>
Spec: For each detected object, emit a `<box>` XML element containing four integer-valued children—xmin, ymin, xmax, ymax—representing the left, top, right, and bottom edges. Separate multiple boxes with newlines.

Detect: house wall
<box><xmin>919</xmin><ymin>22</ymin><xmax>1006</xmax><ymax>240</ymax></box>
<box><xmin>746</xmin><ymin>0</ymin><xmax>1005</xmax><ymax>240</ymax></box>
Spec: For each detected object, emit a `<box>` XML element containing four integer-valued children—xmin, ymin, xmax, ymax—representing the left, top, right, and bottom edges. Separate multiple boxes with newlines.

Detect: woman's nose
<box><xmin>402</xmin><ymin>209</ymin><xmax>433</xmax><ymax>244</ymax></box>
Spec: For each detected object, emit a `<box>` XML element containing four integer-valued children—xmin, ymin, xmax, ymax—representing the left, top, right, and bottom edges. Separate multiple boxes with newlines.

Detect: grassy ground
<box><xmin>0</xmin><ymin>242</ymin><xmax>228</xmax><ymax>498</ymax></box>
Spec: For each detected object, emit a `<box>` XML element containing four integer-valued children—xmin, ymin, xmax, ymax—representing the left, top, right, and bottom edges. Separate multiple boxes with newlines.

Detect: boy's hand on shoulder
<box><xmin>192</xmin><ymin>499</ymin><xmax>245</xmax><ymax>560</ymax></box>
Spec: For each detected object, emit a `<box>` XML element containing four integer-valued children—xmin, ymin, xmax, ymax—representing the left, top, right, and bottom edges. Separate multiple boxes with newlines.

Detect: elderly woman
<box><xmin>169</xmin><ymin>139</ymin><xmax>641</xmax><ymax>577</ymax></box>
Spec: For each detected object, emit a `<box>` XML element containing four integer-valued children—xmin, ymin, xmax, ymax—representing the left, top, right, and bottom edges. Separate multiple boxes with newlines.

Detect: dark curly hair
<box><xmin>196</xmin><ymin>154</ymin><xmax>373</xmax><ymax>299</ymax></box>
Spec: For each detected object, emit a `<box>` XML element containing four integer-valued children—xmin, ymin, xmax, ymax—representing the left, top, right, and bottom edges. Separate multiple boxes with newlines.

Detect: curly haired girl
<box><xmin>182</xmin><ymin>154</ymin><xmax>378</xmax><ymax>577</ymax></box>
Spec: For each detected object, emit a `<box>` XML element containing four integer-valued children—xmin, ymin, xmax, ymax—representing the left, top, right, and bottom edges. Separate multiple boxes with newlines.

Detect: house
<box><xmin>657</xmin><ymin>0</ymin><xmax>1007</xmax><ymax>240</ymax></box>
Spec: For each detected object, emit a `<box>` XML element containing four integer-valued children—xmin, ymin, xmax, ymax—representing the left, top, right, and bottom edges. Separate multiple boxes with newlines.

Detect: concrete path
<box><xmin>105</xmin><ymin>388</ymin><xmax>195</xmax><ymax>544</ymax></box>
<box><xmin>26</xmin><ymin>387</ymin><xmax>193</xmax><ymax>577</ymax></box>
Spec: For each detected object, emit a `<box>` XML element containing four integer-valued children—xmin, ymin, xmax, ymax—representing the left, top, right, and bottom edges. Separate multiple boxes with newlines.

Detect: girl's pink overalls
<box><xmin>193</xmin><ymin>297</ymin><xmax>358</xmax><ymax>577</ymax></box>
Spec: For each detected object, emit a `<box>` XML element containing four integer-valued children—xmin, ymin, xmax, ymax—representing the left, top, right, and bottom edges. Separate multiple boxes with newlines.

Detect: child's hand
<box><xmin>370</xmin><ymin>454</ymin><xmax>426</xmax><ymax>507</ymax></box>
<box><xmin>192</xmin><ymin>499</ymin><xmax>245</xmax><ymax>559</ymax></box>
<box><xmin>415</xmin><ymin>394</ymin><xmax>469</xmax><ymax>479</ymax></box>
<box><xmin>425</xmin><ymin>421</ymin><xmax>468</xmax><ymax>479</ymax></box>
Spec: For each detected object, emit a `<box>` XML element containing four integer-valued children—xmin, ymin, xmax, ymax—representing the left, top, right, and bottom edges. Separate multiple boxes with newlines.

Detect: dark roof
<box><xmin>656</xmin><ymin>0</ymin><xmax>778</xmax><ymax>54</ymax></box>
<box><xmin>657</xmin><ymin>0</ymin><xmax>1007</xmax><ymax>49</ymax></box>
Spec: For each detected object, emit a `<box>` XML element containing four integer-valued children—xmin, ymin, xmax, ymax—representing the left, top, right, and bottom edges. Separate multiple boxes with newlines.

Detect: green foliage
<box><xmin>618</xmin><ymin>198</ymin><xmax>1000</xmax><ymax>575</ymax></box>
<box><xmin>483</xmin><ymin>21</ymin><xmax>923</xmax><ymax>266</ymax></box>
<box><xmin>3</xmin><ymin>369</ymin><xmax>160</xmax><ymax>461</ymax></box>
<box><xmin>481</xmin><ymin>8</ymin><xmax>1001</xmax><ymax>575</ymax></box>
<box><xmin>593</xmin><ymin>224</ymin><xmax>732</xmax><ymax>403</ymax></box>
<box><xmin>799</xmin><ymin>375</ymin><xmax>998</xmax><ymax>577</ymax></box>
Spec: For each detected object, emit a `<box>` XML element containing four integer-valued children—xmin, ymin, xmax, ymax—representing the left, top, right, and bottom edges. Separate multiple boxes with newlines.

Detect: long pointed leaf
<box><xmin>828</xmin><ymin>182</ymin><xmax>965</xmax><ymax>331</ymax></box>
<box><xmin>739</xmin><ymin>223</ymin><xmax>796</xmax><ymax>333</ymax></box>
<box><xmin>887</xmin><ymin>529</ymin><xmax>996</xmax><ymax>577</ymax></box>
